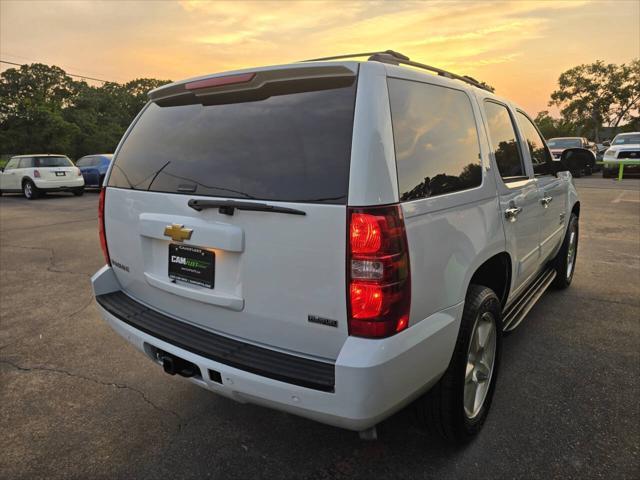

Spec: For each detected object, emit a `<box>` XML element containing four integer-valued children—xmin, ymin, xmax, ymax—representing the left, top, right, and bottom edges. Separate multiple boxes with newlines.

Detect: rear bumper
<box><xmin>34</xmin><ymin>178</ymin><xmax>84</xmax><ymax>190</ymax></box>
<box><xmin>91</xmin><ymin>266</ymin><xmax>461</xmax><ymax>431</ymax></box>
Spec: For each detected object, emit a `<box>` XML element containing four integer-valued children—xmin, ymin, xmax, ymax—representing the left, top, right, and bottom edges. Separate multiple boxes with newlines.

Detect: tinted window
<box><xmin>76</xmin><ymin>156</ymin><xmax>97</xmax><ymax>167</ymax></box>
<box><xmin>108</xmin><ymin>81</ymin><xmax>357</xmax><ymax>204</ymax></box>
<box><xmin>388</xmin><ymin>79</ymin><xmax>482</xmax><ymax>201</ymax></box>
<box><xmin>517</xmin><ymin>111</ymin><xmax>552</xmax><ymax>176</ymax></box>
<box><xmin>484</xmin><ymin>102</ymin><xmax>525</xmax><ymax>179</ymax></box>
<box><xmin>18</xmin><ymin>158</ymin><xmax>34</xmax><ymax>168</ymax></box>
<box><xmin>547</xmin><ymin>138</ymin><xmax>581</xmax><ymax>148</ymax></box>
<box><xmin>35</xmin><ymin>156</ymin><xmax>73</xmax><ymax>167</ymax></box>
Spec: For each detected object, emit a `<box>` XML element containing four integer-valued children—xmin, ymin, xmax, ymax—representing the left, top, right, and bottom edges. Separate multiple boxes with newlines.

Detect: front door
<box><xmin>0</xmin><ymin>158</ymin><xmax>21</xmax><ymax>190</ymax></box>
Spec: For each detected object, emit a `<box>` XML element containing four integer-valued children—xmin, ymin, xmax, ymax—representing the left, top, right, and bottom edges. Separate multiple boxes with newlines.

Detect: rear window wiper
<box><xmin>188</xmin><ymin>199</ymin><xmax>306</xmax><ymax>216</ymax></box>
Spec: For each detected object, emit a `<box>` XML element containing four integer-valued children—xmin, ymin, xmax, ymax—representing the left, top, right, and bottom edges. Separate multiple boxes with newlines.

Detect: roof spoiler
<box><xmin>148</xmin><ymin>65</ymin><xmax>356</xmax><ymax>107</ymax></box>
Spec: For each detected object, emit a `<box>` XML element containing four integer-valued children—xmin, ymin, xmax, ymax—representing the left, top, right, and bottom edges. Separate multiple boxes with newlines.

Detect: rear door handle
<box><xmin>504</xmin><ymin>206</ymin><xmax>523</xmax><ymax>222</ymax></box>
<box><xmin>541</xmin><ymin>196</ymin><xmax>553</xmax><ymax>207</ymax></box>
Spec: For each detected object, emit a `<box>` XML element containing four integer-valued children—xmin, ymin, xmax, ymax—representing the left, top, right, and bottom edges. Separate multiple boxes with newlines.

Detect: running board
<box><xmin>502</xmin><ymin>268</ymin><xmax>556</xmax><ymax>332</ymax></box>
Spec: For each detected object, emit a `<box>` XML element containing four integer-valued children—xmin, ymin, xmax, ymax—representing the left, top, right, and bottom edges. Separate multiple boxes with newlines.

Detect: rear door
<box><xmin>104</xmin><ymin>65</ymin><xmax>359</xmax><ymax>360</ymax></box>
<box><xmin>482</xmin><ymin>100</ymin><xmax>541</xmax><ymax>293</ymax></box>
<box><xmin>516</xmin><ymin>110</ymin><xmax>567</xmax><ymax>262</ymax></box>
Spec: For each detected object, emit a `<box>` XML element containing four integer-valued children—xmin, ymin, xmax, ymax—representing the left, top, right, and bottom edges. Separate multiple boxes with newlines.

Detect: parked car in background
<box><xmin>92</xmin><ymin>51</ymin><xmax>583</xmax><ymax>444</ymax></box>
<box><xmin>547</xmin><ymin>137</ymin><xmax>598</xmax><ymax>175</ymax></box>
<box><xmin>602</xmin><ymin>132</ymin><xmax>640</xmax><ymax>178</ymax></box>
<box><xmin>0</xmin><ymin>154</ymin><xmax>84</xmax><ymax>199</ymax></box>
<box><xmin>76</xmin><ymin>154</ymin><xmax>113</xmax><ymax>188</ymax></box>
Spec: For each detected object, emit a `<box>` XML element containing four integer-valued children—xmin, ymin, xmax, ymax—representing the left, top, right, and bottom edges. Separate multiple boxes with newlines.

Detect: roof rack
<box><xmin>301</xmin><ymin>50</ymin><xmax>494</xmax><ymax>92</ymax></box>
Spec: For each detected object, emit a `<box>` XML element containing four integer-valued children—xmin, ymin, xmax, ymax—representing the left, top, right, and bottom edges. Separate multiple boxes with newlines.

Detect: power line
<box><xmin>0</xmin><ymin>59</ymin><xmax>117</xmax><ymax>84</ymax></box>
<box><xmin>0</xmin><ymin>52</ymin><xmax>123</xmax><ymax>81</ymax></box>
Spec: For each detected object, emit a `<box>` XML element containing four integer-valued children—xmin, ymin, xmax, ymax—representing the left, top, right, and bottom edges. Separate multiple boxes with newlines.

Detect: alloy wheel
<box><xmin>464</xmin><ymin>311</ymin><xmax>497</xmax><ymax>419</ymax></box>
<box><xmin>566</xmin><ymin>226</ymin><xmax>577</xmax><ymax>280</ymax></box>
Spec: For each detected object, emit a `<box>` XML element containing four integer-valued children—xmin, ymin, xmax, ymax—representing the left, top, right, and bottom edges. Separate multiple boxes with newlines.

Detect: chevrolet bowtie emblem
<box><xmin>163</xmin><ymin>224</ymin><xmax>193</xmax><ymax>242</ymax></box>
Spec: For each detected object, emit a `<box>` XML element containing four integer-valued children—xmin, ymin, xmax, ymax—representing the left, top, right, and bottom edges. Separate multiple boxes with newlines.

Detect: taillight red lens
<box><xmin>98</xmin><ymin>188</ymin><xmax>110</xmax><ymax>265</ymax></box>
<box><xmin>350</xmin><ymin>283</ymin><xmax>383</xmax><ymax>318</ymax></box>
<box><xmin>350</xmin><ymin>213</ymin><xmax>382</xmax><ymax>254</ymax></box>
<box><xmin>33</xmin><ymin>169</ymin><xmax>40</xmax><ymax>178</ymax></box>
<box><xmin>347</xmin><ymin>204</ymin><xmax>411</xmax><ymax>338</ymax></box>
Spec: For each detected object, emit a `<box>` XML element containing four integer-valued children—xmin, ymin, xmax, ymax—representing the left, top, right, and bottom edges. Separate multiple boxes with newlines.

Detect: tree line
<box><xmin>0</xmin><ymin>63</ymin><xmax>170</xmax><ymax>160</ymax></box>
<box><xmin>1</xmin><ymin>59</ymin><xmax>638</xmax><ymax>162</ymax></box>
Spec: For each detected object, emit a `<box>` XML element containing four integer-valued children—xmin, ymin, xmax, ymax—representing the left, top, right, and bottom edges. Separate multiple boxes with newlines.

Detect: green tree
<box><xmin>0</xmin><ymin>63</ymin><xmax>81</xmax><ymax>154</ymax></box>
<box><xmin>549</xmin><ymin>59</ymin><xmax>640</xmax><ymax>141</ymax></box>
<box><xmin>534</xmin><ymin>111</ymin><xmax>577</xmax><ymax>139</ymax></box>
<box><xmin>0</xmin><ymin>63</ymin><xmax>171</xmax><ymax>158</ymax></box>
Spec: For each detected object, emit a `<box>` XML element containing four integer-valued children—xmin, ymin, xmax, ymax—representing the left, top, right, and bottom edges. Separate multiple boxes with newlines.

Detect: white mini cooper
<box><xmin>0</xmin><ymin>154</ymin><xmax>85</xmax><ymax>199</ymax></box>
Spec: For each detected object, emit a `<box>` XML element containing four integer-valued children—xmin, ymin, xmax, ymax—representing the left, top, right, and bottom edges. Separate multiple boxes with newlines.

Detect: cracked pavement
<box><xmin>1</xmin><ymin>180</ymin><xmax>639</xmax><ymax>479</ymax></box>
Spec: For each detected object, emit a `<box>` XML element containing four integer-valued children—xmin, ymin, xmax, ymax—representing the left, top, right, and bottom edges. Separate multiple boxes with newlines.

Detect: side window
<box><xmin>484</xmin><ymin>101</ymin><xmax>525</xmax><ymax>180</ymax></box>
<box><xmin>4</xmin><ymin>158</ymin><xmax>19</xmax><ymax>170</ymax></box>
<box><xmin>18</xmin><ymin>158</ymin><xmax>33</xmax><ymax>168</ymax></box>
<box><xmin>388</xmin><ymin>78</ymin><xmax>482</xmax><ymax>201</ymax></box>
<box><xmin>516</xmin><ymin>111</ymin><xmax>553</xmax><ymax>176</ymax></box>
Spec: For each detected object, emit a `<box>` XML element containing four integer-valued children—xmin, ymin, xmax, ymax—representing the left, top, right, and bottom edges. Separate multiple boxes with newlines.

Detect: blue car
<box><xmin>76</xmin><ymin>154</ymin><xmax>113</xmax><ymax>188</ymax></box>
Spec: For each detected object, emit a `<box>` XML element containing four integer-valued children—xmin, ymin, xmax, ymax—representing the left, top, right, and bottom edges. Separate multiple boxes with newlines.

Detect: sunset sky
<box><xmin>1</xmin><ymin>0</ymin><xmax>639</xmax><ymax>116</ymax></box>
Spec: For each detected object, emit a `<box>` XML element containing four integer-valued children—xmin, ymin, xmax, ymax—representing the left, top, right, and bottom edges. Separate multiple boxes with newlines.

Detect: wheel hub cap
<box><xmin>464</xmin><ymin>312</ymin><xmax>497</xmax><ymax>419</ymax></box>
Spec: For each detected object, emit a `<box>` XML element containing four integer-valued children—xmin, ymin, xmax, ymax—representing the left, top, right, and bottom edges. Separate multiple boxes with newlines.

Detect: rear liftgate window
<box><xmin>108</xmin><ymin>74</ymin><xmax>358</xmax><ymax>204</ymax></box>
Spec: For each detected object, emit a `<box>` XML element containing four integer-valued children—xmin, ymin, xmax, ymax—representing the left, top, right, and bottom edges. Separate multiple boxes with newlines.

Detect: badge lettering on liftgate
<box><xmin>308</xmin><ymin>315</ymin><xmax>338</xmax><ymax>328</ymax></box>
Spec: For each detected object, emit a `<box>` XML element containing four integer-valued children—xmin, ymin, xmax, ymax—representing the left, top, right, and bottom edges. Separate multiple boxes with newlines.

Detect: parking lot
<box><xmin>0</xmin><ymin>178</ymin><xmax>638</xmax><ymax>479</ymax></box>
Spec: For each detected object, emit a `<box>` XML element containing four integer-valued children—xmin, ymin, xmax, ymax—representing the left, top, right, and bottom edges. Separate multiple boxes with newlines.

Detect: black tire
<box><xmin>415</xmin><ymin>285</ymin><xmax>502</xmax><ymax>444</ymax></box>
<box><xmin>22</xmin><ymin>179</ymin><xmax>39</xmax><ymax>200</ymax></box>
<box><xmin>72</xmin><ymin>188</ymin><xmax>84</xmax><ymax>196</ymax></box>
<box><xmin>552</xmin><ymin>213</ymin><xmax>579</xmax><ymax>289</ymax></box>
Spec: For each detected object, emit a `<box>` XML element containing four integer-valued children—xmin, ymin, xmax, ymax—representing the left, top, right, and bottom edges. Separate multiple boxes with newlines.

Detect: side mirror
<box><xmin>560</xmin><ymin>148</ymin><xmax>595</xmax><ymax>176</ymax></box>
<box><xmin>0</xmin><ymin>167</ymin><xmax>4</xmax><ymax>173</ymax></box>
<box><xmin>602</xmin><ymin>140</ymin><xmax>611</xmax><ymax>147</ymax></box>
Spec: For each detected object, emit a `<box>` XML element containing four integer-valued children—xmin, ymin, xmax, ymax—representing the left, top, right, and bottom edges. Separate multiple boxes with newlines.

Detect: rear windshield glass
<box><xmin>547</xmin><ymin>139</ymin><xmax>581</xmax><ymax>148</ymax></box>
<box><xmin>35</xmin><ymin>157</ymin><xmax>73</xmax><ymax>167</ymax></box>
<box><xmin>76</xmin><ymin>157</ymin><xmax>99</xmax><ymax>166</ymax></box>
<box><xmin>108</xmin><ymin>80</ymin><xmax>357</xmax><ymax>204</ymax></box>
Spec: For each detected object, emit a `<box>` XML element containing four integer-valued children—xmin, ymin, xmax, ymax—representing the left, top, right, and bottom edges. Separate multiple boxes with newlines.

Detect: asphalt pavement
<box><xmin>1</xmin><ymin>178</ymin><xmax>638</xmax><ymax>479</ymax></box>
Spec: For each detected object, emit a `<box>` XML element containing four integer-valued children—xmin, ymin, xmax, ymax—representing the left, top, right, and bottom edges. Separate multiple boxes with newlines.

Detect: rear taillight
<box><xmin>33</xmin><ymin>169</ymin><xmax>40</xmax><ymax>178</ymax></box>
<box><xmin>98</xmin><ymin>188</ymin><xmax>110</xmax><ymax>265</ymax></box>
<box><xmin>347</xmin><ymin>205</ymin><xmax>411</xmax><ymax>338</ymax></box>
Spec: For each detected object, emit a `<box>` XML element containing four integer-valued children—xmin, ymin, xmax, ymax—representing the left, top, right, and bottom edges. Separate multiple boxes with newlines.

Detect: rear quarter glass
<box><xmin>108</xmin><ymin>78</ymin><xmax>358</xmax><ymax>204</ymax></box>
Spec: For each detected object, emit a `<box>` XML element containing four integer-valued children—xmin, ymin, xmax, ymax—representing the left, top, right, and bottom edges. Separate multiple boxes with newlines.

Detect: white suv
<box><xmin>92</xmin><ymin>51</ymin><xmax>582</xmax><ymax>443</ymax></box>
<box><xmin>0</xmin><ymin>154</ymin><xmax>85</xmax><ymax>199</ymax></box>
